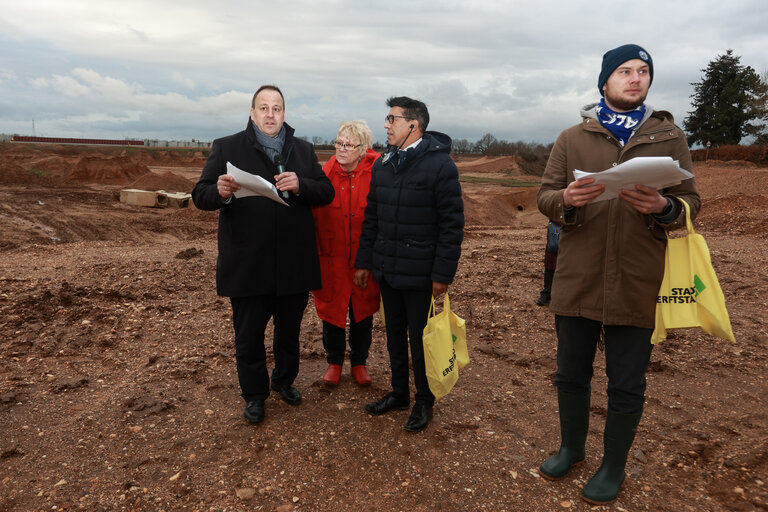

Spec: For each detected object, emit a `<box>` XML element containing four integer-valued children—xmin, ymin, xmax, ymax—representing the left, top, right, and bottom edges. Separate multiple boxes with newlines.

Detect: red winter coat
<box><xmin>312</xmin><ymin>149</ymin><xmax>381</xmax><ymax>328</ymax></box>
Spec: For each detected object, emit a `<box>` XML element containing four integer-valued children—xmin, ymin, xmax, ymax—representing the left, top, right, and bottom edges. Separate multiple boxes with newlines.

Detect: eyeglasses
<box><xmin>334</xmin><ymin>142</ymin><xmax>361</xmax><ymax>151</ymax></box>
<box><xmin>385</xmin><ymin>115</ymin><xmax>413</xmax><ymax>124</ymax></box>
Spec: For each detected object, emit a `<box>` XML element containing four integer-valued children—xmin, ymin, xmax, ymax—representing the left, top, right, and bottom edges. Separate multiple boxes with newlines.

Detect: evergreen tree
<box><xmin>756</xmin><ymin>70</ymin><xmax>768</xmax><ymax>146</ymax></box>
<box><xmin>684</xmin><ymin>50</ymin><xmax>768</xmax><ymax>146</ymax></box>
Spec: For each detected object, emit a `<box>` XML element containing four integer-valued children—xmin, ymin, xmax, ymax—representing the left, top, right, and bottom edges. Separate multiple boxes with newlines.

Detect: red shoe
<box><xmin>351</xmin><ymin>365</ymin><xmax>372</xmax><ymax>386</ymax></box>
<box><xmin>323</xmin><ymin>364</ymin><xmax>342</xmax><ymax>387</ymax></box>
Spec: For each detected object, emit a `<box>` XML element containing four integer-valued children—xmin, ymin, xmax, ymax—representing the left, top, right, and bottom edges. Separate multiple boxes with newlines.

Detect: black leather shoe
<box><xmin>244</xmin><ymin>400</ymin><xmax>265</xmax><ymax>423</ymax></box>
<box><xmin>271</xmin><ymin>383</ymin><xmax>302</xmax><ymax>405</ymax></box>
<box><xmin>364</xmin><ymin>393</ymin><xmax>409</xmax><ymax>415</ymax></box>
<box><xmin>404</xmin><ymin>403</ymin><xmax>433</xmax><ymax>432</ymax></box>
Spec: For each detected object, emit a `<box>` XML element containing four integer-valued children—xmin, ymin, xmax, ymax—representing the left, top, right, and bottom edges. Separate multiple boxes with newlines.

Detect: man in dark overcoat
<box><xmin>192</xmin><ymin>85</ymin><xmax>334</xmax><ymax>424</ymax></box>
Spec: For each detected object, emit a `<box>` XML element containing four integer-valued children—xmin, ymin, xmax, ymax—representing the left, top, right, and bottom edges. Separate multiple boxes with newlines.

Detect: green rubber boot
<box><xmin>582</xmin><ymin>409</ymin><xmax>642</xmax><ymax>505</ymax></box>
<box><xmin>539</xmin><ymin>389</ymin><xmax>590</xmax><ymax>480</ymax></box>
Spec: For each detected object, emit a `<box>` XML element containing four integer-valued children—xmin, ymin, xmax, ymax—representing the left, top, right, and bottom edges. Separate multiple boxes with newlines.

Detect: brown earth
<box><xmin>0</xmin><ymin>143</ymin><xmax>766</xmax><ymax>511</ymax></box>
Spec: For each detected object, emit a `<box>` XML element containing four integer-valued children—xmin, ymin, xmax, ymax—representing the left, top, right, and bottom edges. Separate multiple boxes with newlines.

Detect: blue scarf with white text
<box><xmin>595</xmin><ymin>99</ymin><xmax>646</xmax><ymax>146</ymax></box>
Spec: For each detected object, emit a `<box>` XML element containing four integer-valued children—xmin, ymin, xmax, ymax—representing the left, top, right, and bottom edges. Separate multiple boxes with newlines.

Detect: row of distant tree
<box><xmin>306</xmin><ymin>135</ymin><xmax>553</xmax><ymax>175</ymax></box>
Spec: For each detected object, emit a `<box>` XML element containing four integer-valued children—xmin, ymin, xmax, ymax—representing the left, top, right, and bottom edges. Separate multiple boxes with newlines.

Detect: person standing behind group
<box><xmin>537</xmin><ymin>45</ymin><xmax>699</xmax><ymax>504</ymax></box>
<box><xmin>312</xmin><ymin>121</ymin><xmax>381</xmax><ymax>388</ymax></box>
<box><xmin>354</xmin><ymin>96</ymin><xmax>464</xmax><ymax>433</ymax></box>
<box><xmin>192</xmin><ymin>85</ymin><xmax>334</xmax><ymax>425</ymax></box>
<box><xmin>536</xmin><ymin>220</ymin><xmax>560</xmax><ymax>306</ymax></box>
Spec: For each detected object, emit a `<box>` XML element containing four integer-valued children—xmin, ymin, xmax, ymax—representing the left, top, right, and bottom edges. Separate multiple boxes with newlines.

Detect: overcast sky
<box><xmin>2</xmin><ymin>0</ymin><xmax>767</xmax><ymax>146</ymax></box>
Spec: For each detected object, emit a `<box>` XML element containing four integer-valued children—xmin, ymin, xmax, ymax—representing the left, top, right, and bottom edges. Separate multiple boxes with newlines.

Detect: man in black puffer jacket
<box><xmin>354</xmin><ymin>96</ymin><xmax>464</xmax><ymax>432</ymax></box>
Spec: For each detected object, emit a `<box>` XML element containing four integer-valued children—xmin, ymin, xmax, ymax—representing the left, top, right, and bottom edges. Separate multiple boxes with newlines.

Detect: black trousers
<box><xmin>230</xmin><ymin>293</ymin><xmax>309</xmax><ymax>402</ymax></box>
<box><xmin>322</xmin><ymin>302</ymin><xmax>373</xmax><ymax>366</ymax></box>
<box><xmin>554</xmin><ymin>315</ymin><xmax>653</xmax><ymax>415</ymax></box>
<box><xmin>379</xmin><ymin>278</ymin><xmax>434</xmax><ymax>407</ymax></box>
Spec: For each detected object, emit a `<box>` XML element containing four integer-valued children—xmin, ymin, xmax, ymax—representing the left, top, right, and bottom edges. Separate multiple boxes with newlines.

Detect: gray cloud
<box><xmin>1</xmin><ymin>0</ymin><xmax>767</xmax><ymax>144</ymax></box>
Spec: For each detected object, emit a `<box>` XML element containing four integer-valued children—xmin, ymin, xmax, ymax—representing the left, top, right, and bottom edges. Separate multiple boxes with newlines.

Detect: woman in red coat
<box><xmin>313</xmin><ymin>121</ymin><xmax>381</xmax><ymax>387</ymax></box>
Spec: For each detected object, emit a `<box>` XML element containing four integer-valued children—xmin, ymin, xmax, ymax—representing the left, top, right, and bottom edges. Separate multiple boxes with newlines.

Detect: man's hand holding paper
<box><xmin>618</xmin><ymin>183</ymin><xmax>669</xmax><ymax>214</ymax></box>
<box><xmin>226</xmin><ymin>161</ymin><xmax>289</xmax><ymax>206</ymax></box>
<box><xmin>572</xmin><ymin>156</ymin><xmax>693</xmax><ymax>204</ymax></box>
<box><xmin>217</xmin><ymin>173</ymin><xmax>240</xmax><ymax>200</ymax></box>
<box><xmin>563</xmin><ymin>177</ymin><xmax>605</xmax><ymax>207</ymax></box>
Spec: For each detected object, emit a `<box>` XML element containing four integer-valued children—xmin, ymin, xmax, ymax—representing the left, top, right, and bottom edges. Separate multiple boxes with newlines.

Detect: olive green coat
<box><xmin>537</xmin><ymin>106</ymin><xmax>700</xmax><ymax>328</ymax></box>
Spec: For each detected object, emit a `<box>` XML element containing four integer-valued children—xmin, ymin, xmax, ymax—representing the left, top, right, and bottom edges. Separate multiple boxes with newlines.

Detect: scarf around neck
<box><xmin>595</xmin><ymin>99</ymin><xmax>646</xmax><ymax>146</ymax></box>
<box><xmin>252</xmin><ymin>121</ymin><xmax>286</xmax><ymax>161</ymax></box>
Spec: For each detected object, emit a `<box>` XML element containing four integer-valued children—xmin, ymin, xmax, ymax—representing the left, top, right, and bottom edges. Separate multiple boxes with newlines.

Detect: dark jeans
<box><xmin>554</xmin><ymin>315</ymin><xmax>653</xmax><ymax>414</ymax></box>
<box><xmin>322</xmin><ymin>302</ymin><xmax>373</xmax><ymax>366</ymax></box>
<box><xmin>230</xmin><ymin>293</ymin><xmax>309</xmax><ymax>402</ymax></box>
<box><xmin>379</xmin><ymin>278</ymin><xmax>434</xmax><ymax>407</ymax></box>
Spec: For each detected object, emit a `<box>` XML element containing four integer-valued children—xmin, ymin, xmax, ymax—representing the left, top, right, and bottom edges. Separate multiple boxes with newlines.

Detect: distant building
<box><xmin>10</xmin><ymin>135</ymin><xmax>145</xmax><ymax>146</ymax></box>
<box><xmin>143</xmin><ymin>139</ymin><xmax>211</xmax><ymax>148</ymax></box>
<box><xmin>1</xmin><ymin>134</ymin><xmax>211</xmax><ymax>148</ymax></box>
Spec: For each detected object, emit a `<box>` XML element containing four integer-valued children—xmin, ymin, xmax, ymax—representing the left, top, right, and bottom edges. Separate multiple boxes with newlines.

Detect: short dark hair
<box><xmin>252</xmin><ymin>85</ymin><xmax>285</xmax><ymax>108</ymax></box>
<box><xmin>386</xmin><ymin>96</ymin><xmax>429</xmax><ymax>131</ymax></box>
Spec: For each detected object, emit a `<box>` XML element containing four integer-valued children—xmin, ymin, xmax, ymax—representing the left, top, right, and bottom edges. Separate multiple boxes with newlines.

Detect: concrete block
<box><xmin>119</xmin><ymin>189</ymin><xmax>191</xmax><ymax>208</ymax></box>
<box><xmin>120</xmin><ymin>189</ymin><xmax>166</xmax><ymax>207</ymax></box>
<box><xmin>163</xmin><ymin>191</ymin><xmax>191</xmax><ymax>209</ymax></box>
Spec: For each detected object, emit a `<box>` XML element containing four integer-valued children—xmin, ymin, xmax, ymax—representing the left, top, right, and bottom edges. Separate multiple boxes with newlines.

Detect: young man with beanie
<box><xmin>537</xmin><ymin>44</ymin><xmax>699</xmax><ymax>504</ymax></box>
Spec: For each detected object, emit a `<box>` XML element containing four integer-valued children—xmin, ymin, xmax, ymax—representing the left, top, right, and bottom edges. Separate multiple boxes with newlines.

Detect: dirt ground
<box><xmin>0</xmin><ymin>143</ymin><xmax>766</xmax><ymax>512</ymax></box>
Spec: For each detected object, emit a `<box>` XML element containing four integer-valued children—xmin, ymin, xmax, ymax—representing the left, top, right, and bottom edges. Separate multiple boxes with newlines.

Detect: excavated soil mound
<box><xmin>128</xmin><ymin>171</ymin><xmax>196</xmax><ymax>193</ymax></box>
<box><xmin>463</xmin><ymin>187</ymin><xmax>539</xmax><ymax>227</ymax></box>
<box><xmin>0</xmin><ymin>160</ymin><xmax>57</xmax><ymax>186</ymax></box>
<box><xmin>0</xmin><ymin>143</ymin><xmax>206</xmax><ymax>182</ymax></box>
<box><xmin>123</xmin><ymin>149</ymin><xmax>207</xmax><ymax>166</ymax></box>
<box><xmin>69</xmin><ymin>155</ymin><xmax>150</xmax><ymax>185</ymax></box>
<box><xmin>456</xmin><ymin>155</ymin><xmax>521</xmax><ymax>173</ymax></box>
<box><xmin>0</xmin><ymin>142</ymin><xmax>207</xmax><ymax>162</ymax></box>
<box><xmin>1</xmin><ymin>153</ymin><xmax>150</xmax><ymax>186</ymax></box>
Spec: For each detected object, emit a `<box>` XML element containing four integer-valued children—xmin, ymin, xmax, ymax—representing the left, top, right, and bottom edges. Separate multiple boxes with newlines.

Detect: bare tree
<box><xmin>451</xmin><ymin>138</ymin><xmax>473</xmax><ymax>154</ymax></box>
<box><xmin>475</xmin><ymin>133</ymin><xmax>497</xmax><ymax>154</ymax></box>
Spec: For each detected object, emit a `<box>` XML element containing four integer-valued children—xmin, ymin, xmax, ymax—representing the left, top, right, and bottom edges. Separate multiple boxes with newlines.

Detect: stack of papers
<box><xmin>226</xmin><ymin>162</ymin><xmax>289</xmax><ymax>206</ymax></box>
<box><xmin>573</xmin><ymin>156</ymin><xmax>694</xmax><ymax>203</ymax></box>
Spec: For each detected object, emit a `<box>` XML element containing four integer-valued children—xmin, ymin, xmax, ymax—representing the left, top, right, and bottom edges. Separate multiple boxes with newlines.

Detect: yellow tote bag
<box><xmin>423</xmin><ymin>294</ymin><xmax>469</xmax><ymax>400</ymax></box>
<box><xmin>652</xmin><ymin>199</ymin><xmax>735</xmax><ymax>344</ymax></box>
<box><xmin>450</xmin><ymin>298</ymin><xmax>469</xmax><ymax>369</ymax></box>
<box><xmin>379</xmin><ymin>294</ymin><xmax>385</xmax><ymax>326</ymax></box>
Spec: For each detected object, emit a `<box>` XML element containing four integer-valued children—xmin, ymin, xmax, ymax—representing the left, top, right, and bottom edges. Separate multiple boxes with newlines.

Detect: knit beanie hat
<box><xmin>598</xmin><ymin>44</ymin><xmax>653</xmax><ymax>95</ymax></box>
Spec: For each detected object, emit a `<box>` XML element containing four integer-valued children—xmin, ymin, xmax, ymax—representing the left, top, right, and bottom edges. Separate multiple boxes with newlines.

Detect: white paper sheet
<box><xmin>226</xmin><ymin>161</ymin><xmax>288</xmax><ymax>206</ymax></box>
<box><xmin>573</xmin><ymin>156</ymin><xmax>694</xmax><ymax>203</ymax></box>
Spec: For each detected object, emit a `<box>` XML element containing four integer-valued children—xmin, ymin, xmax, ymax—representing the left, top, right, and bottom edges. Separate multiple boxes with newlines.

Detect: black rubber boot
<box><xmin>536</xmin><ymin>268</ymin><xmax>554</xmax><ymax>306</ymax></box>
<box><xmin>539</xmin><ymin>389</ymin><xmax>590</xmax><ymax>480</ymax></box>
<box><xmin>581</xmin><ymin>409</ymin><xmax>642</xmax><ymax>504</ymax></box>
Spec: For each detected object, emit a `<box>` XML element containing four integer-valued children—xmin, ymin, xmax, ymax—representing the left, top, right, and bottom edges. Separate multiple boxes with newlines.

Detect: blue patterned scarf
<box><xmin>595</xmin><ymin>99</ymin><xmax>646</xmax><ymax>146</ymax></box>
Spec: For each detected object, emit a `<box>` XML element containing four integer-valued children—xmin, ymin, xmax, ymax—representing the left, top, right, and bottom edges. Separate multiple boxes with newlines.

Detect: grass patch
<box><xmin>459</xmin><ymin>175</ymin><xmax>539</xmax><ymax>187</ymax></box>
<box><xmin>27</xmin><ymin>168</ymin><xmax>49</xmax><ymax>177</ymax></box>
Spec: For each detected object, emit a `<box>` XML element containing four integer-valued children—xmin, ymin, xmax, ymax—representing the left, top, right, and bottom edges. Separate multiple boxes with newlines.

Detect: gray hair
<box><xmin>337</xmin><ymin>120</ymin><xmax>374</xmax><ymax>154</ymax></box>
